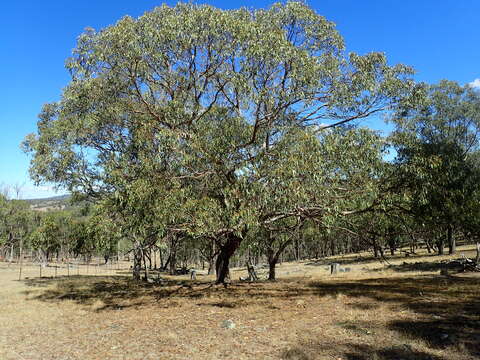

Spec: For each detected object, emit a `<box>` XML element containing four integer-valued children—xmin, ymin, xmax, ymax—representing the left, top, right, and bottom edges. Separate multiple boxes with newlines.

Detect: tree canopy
<box><xmin>24</xmin><ymin>2</ymin><xmax>472</xmax><ymax>283</ymax></box>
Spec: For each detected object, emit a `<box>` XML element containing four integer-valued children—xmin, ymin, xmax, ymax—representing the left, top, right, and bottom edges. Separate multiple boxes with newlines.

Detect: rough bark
<box><xmin>268</xmin><ymin>260</ymin><xmax>276</xmax><ymax>281</ymax></box>
<box><xmin>215</xmin><ymin>233</ymin><xmax>242</xmax><ymax>284</ymax></box>
<box><xmin>132</xmin><ymin>242</ymin><xmax>142</xmax><ymax>281</ymax></box>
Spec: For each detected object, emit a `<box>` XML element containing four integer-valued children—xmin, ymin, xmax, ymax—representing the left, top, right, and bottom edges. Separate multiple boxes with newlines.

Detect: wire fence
<box><xmin>0</xmin><ymin>258</ymin><xmax>133</xmax><ymax>280</ymax></box>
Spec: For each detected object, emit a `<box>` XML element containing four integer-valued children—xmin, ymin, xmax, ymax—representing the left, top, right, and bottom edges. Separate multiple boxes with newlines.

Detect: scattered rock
<box><xmin>221</xmin><ymin>319</ymin><xmax>236</xmax><ymax>329</ymax></box>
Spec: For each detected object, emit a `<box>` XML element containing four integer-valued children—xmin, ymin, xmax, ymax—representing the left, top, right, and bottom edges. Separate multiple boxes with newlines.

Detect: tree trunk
<box><xmin>267</xmin><ymin>237</ymin><xmax>293</xmax><ymax>281</ymax></box>
<box><xmin>437</xmin><ymin>237</ymin><xmax>444</xmax><ymax>255</ymax></box>
<box><xmin>169</xmin><ymin>236</ymin><xmax>177</xmax><ymax>275</ymax></box>
<box><xmin>267</xmin><ymin>244</ymin><xmax>277</xmax><ymax>281</ymax></box>
<box><xmin>388</xmin><ymin>238</ymin><xmax>396</xmax><ymax>256</ymax></box>
<box><xmin>132</xmin><ymin>242</ymin><xmax>142</xmax><ymax>281</ymax></box>
<box><xmin>425</xmin><ymin>238</ymin><xmax>432</xmax><ymax>253</ymax></box>
<box><xmin>372</xmin><ymin>237</ymin><xmax>379</xmax><ymax>258</ymax></box>
<box><xmin>295</xmin><ymin>237</ymin><xmax>300</xmax><ymax>261</ymax></box>
<box><xmin>447</xmin><ymin>225</ymin><xmax>455</xmax><ymax>255</ymax></box>
<box><xmin>159</xmin><ymin>247</ymin><xmax>164</xmax><ymax>269</ymax></box>
<box><xmin>215</xmin><ymin>233</ymin><xmax>242</xmax><ymax>284</ymax></box>
<box><xmin>207</xmin><ymin>238</ymin><xmax>216</xmax><ymax>275</ymax></box>
<box><xmin>148</xmin><ymin>248</ymin><xmax>152</xmax><ymax>270</ymax></box>
<box><xmin>268</xmin><ymin>259</ymin><xmax>276</xmax><ymax>281</ymax></box>
<box><xmin>142</xmin><ymin>248</ymin><xmax>148</xmax><ymax>281</ymax></box>
<box><xmin>330</xmin><ymin>237</ymin><xmax>335</xmax><ymax>256</ymax></box>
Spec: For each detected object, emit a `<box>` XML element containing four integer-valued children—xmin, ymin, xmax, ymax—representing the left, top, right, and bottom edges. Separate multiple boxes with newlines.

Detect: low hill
<box><xmin>26</xmin><ymin>194</ymin><xmax>71</xmax><ymax>212</ymax></box>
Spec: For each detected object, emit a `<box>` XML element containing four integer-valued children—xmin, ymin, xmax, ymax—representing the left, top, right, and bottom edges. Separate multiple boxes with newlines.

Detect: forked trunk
<box><xmin>267</xmin><ymin>238</ymin><xmax>292</xmax><ymax>281</ymax></box>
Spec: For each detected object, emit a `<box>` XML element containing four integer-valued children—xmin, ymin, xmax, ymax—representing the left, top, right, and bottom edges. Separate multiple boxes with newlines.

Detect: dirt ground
<box><xmin>0</xmin><ymin>245</ymin><xmax>479</xmax><ymax>360</ymax></box>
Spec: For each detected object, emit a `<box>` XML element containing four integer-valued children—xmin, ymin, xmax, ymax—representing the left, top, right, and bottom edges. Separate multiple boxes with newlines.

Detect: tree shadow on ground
<box><xmin>21</xmin><ymin>275</ymin><xmax>207</xmax><ymax>311</ymax></box>
<box><xmin>308</xmin><ymin>275</ymin><xmax>480</xmax><ymax>358</ymax></box>
<box><xmin>305</xmin><ymin>251</ymin><xmax>423</xmax><ymax>267</ymax></box>
<box><xmin>282</xmin><ymin>342</ymin><xmax>445</xmax><ymax>360</ymax></box>
<box><xmin>22</xmin><ymin>273</ymin><xmax>480</xmax><ymax>357</ymax></box>
<box><xmin>21</xmin><ymin>275</ymin><xmax>317</xmax><ymax>313</ymax></box>
<box><xmin>376</xmin><ymin>260</ymin><xmax>465</xmax><ymax>273</ymax></box>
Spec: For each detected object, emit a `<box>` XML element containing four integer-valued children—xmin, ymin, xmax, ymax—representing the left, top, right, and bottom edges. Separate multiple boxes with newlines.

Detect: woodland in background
<box><xmin>2</xmin><ymin>2</ymin><xmax>480</xmax><ymax>283</ymax></box>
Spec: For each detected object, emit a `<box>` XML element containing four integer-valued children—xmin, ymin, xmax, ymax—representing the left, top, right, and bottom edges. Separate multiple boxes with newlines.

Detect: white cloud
<box><xmin>468</xmin><ymin>78</ymin><xmax>480</xmax><ymax>89</ymax></box>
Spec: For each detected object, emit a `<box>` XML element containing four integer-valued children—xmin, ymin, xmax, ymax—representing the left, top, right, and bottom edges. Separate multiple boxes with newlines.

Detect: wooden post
<box><xmin>67</xmin><ymin>262</ymin><xmax>70</xmax><ymax>277</ymax></box>
<box><xmin>39</xmin><ymin>264</ymin><xmax>42</xmax><ymax>278</ymax></box>
<box><xmin>55</xmin><ymin>265</ymin><xmax>57</xmax><ymax>278</ymax></box>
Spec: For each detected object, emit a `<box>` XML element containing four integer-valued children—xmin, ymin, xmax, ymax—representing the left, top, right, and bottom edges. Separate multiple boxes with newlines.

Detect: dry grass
<box><xmin>0</xmin><ymin>245</ymin><xmax>479</xmax><ymax>360</ymax></box>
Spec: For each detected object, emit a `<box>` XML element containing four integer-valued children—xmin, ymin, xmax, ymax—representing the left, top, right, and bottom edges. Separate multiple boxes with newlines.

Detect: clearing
<box><xmin>0</xmin><ymin>245</ymin><xmax>479</xmax><ymax>360</ymax></box>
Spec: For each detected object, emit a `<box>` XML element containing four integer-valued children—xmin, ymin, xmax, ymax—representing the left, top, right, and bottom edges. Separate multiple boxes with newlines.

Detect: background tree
<box><xmin>391</xmin><ymin>80</ymin><xmax>480</xmax><ymax>254</ymax></box>
<box><xmin>29</xmin><ymin>215</ymin><xmax>62</xmax><ymax>263</ymax></box>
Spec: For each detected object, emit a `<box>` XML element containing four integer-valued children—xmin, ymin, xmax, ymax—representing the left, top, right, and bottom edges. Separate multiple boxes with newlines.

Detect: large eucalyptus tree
<box><xmin>23</xmin><ymin>2</ymin><xmax>417</xmax><ymax>282</ymax></box>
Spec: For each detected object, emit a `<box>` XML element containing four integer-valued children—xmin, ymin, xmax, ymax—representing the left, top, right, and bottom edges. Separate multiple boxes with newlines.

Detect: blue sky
<box><xmin>1</xmin><ymin>0</ymin><xmax>479</xmax><ymax>199</ymax></box>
